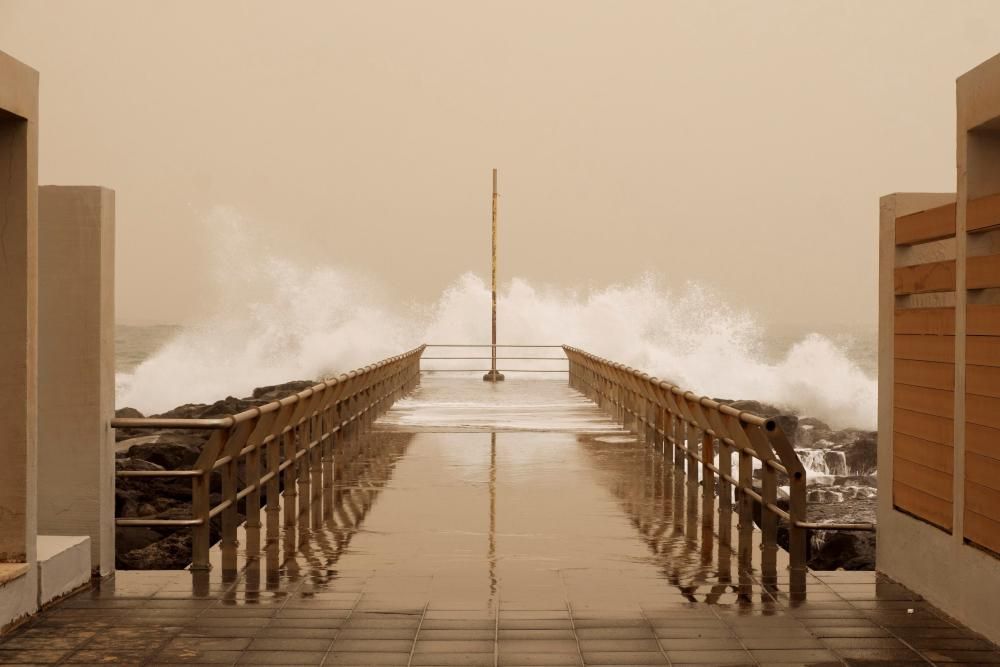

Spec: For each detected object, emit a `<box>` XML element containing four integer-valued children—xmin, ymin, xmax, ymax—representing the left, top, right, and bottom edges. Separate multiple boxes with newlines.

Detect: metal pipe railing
<box><xmin>112</xmin><ymin>346</ymin><xmax>425</xmax><ymax>570</ymax></box>
<box><xmin>562</xmin><ymin>345</ymin><xmax>873</xmax><ymax>590</ymax></box>
<box><xmin>421</xmin><ymin>343</ymin><xmax>568</xmax><ymax>374</ymax></box>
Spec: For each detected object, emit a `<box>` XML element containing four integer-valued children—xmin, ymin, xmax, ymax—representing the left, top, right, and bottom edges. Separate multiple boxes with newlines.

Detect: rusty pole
<box><xmin>484</xmin><ymin>168</ymin><xmax>504</xmax><ymax>382</ymax></box>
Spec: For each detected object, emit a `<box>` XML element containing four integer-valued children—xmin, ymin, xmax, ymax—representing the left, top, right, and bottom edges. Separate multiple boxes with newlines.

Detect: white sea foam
<box><xmin>118</xmin><ymin>208</ymin><xmax>877</xmax><ymax>429</ymax></box>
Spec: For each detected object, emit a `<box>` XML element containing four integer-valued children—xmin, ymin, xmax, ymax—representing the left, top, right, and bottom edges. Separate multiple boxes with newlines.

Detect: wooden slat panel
<box><xmin>894</xmin><ymin>456</ymin><xmax>953</xmax><ymax>501</ymax></box>
<box><xmin>966</xmin><ymin>422</ymin><xmax>1000</xmax><ymax>462</ymax></box>
<box><xmin>894</xmin><ymin>260</ymin><xmax>956</xmax><ymax>295</ymax></box>
<box><xmin>967</xmin><ymin>364</ymin><xmax>1000</xmax><ymax>399</ymax></box>
<box><xmin>967</xmin><ymin>254</ymin><xmax>1000</xmax><ymax>289</ymax></box>
<box><xmin>895</xmin><ymin>202</ymin><xmax>956</xmax><ymax>245</ymax></box>
<box><xmin>893</xmin><ymin>384</ymin><xmax>953</xmax><ymax>418</ymax></box>
<box><xmin>894</xmin><ymin>334</ymin><xmax>955</xmax><ymax>363</ymax></box>
<box><xmin>894</xmin><ymin>432</ymin><xmax>954</xmax><ymax>474</ymax></box>
<box><xmin>966</xmin><ymin>453</ymin><xmax>1000</xmax><ymax>493</ymax></box>
<box><xmin>894</xmin><ymin>359</ymin><xmax>954</xmax><ymax>390</ymax></box>
<box><xmin>965</xmin><ymin>509</ymin><xmax>1000</xmax><ymax>555</ymax></box>
<box><xmin>968</xmin><ymin>192</ymin><xmax>1000</xmax><ymax>233</ymax></box>
<box><xmin>966</xmin><ymin>336</ymin><xmax>1000</xmax><ymax>367</ymax></box>
<box><xmin>893</xmin><ymin>407</ymin><xmax>953</xmax><ymax>445</ymax></box>
<box><xmin>967</xmin><ymin>304</ymin><xmax>1000</xmax><ymax>335</ymax></box>
<box><xmin>894</xmin><ymin>480</ymin><xmax>952</xmax><ymax>531</ymax></box>
<box><xmin>894</xmin><ymin>308</ymin><xmax>955</xmax><ymax>335</ymax></box>
<box><xmin>966</xmin><ymin>392</ymin><xmax>1000</xmax><ymax>430</ymax></box>
<box><xmin>966</xmin><ymin>481</ymin><xmax>1000</xmax><ymax>520</ymax></box>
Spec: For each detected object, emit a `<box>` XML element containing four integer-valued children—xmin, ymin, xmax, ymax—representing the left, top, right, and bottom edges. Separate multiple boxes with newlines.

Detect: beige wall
<box><xmin>877</xmin><ymin>51</ymin><xmax>1000</xmax><ymax>646</ymax></box>
<box><xmin>0</xmin><ymin>48</ymin><xmax>40</xmax><ymax>631</ymax></box>
<box><xmin>0</xmin><ymin>49</ymin><xmax>39</xmax><ymax>567</ymax></box>
<box><xmin>38</xmin><ymin>186</ymin><xmax>115</xmax><ymax>576</ymax></box>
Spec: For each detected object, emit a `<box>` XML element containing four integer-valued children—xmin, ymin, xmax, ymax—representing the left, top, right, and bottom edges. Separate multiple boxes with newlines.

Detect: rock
<box><xmin>716</xmin><ymin>399</ymin><xmax>798</xmax><ymax>439</ymax></box>
<box><xmin>115</xmin><ymin>457</ymin><xmax>165</xmax><ymax>473</ymax></box>
<box><xmin>115</xmin><ymin>527</ymin><xmax>162</xmax><ymax>554</ymax></box>
<box><xmin>126</xmin><ymin>439</ymin><xmax>202</xmax><ymax>469</ymax></box>
<box><xmin>117</xmin><ymin>532</ymin><xmax>193</xmax><ymax>570</ymax></box>
<box><xmin>808</xmin><ymin>530</ymin><xmax>876</xmax><ymax>570</ymax></box>
<box><xmin>252</xmin><ymin>380</ymin><xmax>316</xmax><ymax>401</ymax></box>
<box><xmin>115</xmin><ymin>407</ymin><xmax>144</xmax><ymax>419</ymax></box>
<box><xmin>831</xmin><ymin>431</ymin><xmax>877</xmax><ymax>475</ymax></box>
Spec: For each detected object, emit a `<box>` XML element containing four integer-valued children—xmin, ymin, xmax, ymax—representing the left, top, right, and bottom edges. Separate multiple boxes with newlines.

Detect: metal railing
<box><xmin>563</xmin><ymin>346</ymin><xmax>874</xmax><ymax>591</ymax></box>
<box><xmin>421</xmin><ymin>344</ymin><xmax>568</xmax><ymax>374</ymax></box>
<box><xmin>112</xmin><ymin>346</ymin><xmax>424</xmax><ymax>570</ymax></box>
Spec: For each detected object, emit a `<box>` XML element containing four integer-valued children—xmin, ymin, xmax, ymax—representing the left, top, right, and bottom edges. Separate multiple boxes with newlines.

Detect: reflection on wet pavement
<box><xmin>2</xmin><ymin>377</ymin><xmax>999</xmax><ymax>665</ymax></box>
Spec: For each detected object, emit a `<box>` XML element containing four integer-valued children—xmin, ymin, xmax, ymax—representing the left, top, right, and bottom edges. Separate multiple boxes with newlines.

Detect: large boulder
<box><xmin>117</xmin><ymin>532</ymin><xmax>192</xmax><ymax>570</ymax></box>
<box><xmin>125</xmin><ymin>437</ymin><xmax>203</xmax><ymax>469</ymax></box>
<box><xmin>252</xmin><ymin>380</ymin><xmax>316</xmax><ymax>401</ymax></box>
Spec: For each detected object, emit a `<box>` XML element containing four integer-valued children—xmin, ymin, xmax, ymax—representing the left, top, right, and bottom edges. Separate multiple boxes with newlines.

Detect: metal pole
<box><xmin>484</xmin><ymin>168</ymin><xmax>504</xmax><ymax>381</ymax></box>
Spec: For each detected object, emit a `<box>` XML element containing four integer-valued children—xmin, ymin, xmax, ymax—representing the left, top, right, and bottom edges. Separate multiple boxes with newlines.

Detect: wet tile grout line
<box><xmin>317</xmin><ymin>583</ymin><xmax>362</xmax><ymax>667</ymax></box>
<box><xmin>405</xmin><ymin>602</ymin><xmax>429</xmax><ymax>667</ymax></box>
<box><xmin>564</xmin><ymin>601</ymin><xmax>588</xmax><ymax>667</ymax></box>
<box><xmin>638</xmin><ymin>605</ymin><xmax>674</xmax><ymax>666</ymax></box>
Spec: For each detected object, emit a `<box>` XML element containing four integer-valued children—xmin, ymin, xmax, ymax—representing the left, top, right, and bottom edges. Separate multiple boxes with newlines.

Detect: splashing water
<box><xmin>118</xmin><ymin>209</ymin><xmax>876</xmax><ymax>429</ymax></box>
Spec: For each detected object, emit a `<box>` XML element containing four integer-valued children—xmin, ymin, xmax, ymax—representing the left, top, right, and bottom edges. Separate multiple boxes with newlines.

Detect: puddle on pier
<box><xmin>205</xmin><ymin>377</ymin><xmax>787</xmax><ymax>611</ymax></box>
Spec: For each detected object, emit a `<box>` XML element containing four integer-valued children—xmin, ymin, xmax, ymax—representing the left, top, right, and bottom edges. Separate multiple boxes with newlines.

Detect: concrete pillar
<box><xmin>38</xmin><ymin>186</ymin><xmax>116</xmax><ymax>577</ymax></box>
<box><xmin>0</xmin><ymin>49</ymin><xmax>39</xmax><ymax>628</ymax></box>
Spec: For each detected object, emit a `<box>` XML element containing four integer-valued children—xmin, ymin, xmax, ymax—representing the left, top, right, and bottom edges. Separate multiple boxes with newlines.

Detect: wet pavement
<box><xmin>2</xmin><ymin>377</ymin><xmax>999</xmax><ymax>665</ymax></box>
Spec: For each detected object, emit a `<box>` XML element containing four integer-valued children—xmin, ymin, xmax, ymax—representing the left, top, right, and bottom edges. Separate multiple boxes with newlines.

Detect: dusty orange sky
<box><xmin>2</xmin><ymin>1</ymin><xmax>1000</xmax><ymax>330</ymax></box>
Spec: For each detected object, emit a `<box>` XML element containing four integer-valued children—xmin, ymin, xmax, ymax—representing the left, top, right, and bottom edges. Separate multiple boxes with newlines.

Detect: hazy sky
<box><xmin>2</xmin><ymin>1</ymin><xmax>1000</xmax><ymax>330</ymax></box>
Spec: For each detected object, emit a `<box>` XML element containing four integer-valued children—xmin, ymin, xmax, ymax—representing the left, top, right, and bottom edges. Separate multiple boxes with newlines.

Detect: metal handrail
<box><xmin>113</xmin><ymin>346</ymin><xmax>425</xmax><ymax>570</ymax></box>
<box><xmin>562</xmin><ymin>345</ymin><xmax>874</xmax><ymax>587</ymax></box>
<box><xmin>420</xmin><ymin>343</ymin><xmax>569</xmax><ymax>374</ymax></box>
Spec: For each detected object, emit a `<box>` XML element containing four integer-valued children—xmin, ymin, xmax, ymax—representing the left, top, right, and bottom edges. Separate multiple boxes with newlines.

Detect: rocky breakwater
<box><xmin>719</xmin><ymin>400</ymin><xmax>877</xmax><ymax>570</ymax></box>
<box><xmin>114</xmin><ymin>380</ymin><xmax>315</xmax><ymax>569</ymax></box>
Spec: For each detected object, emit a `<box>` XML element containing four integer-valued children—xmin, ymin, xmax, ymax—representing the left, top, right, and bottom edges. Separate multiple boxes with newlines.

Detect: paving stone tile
<box><xmin>738</xmin><ymin>637</ymin><xmax>824</xmax><ymax>650</ymax></box>
<box><xmin>917</xmin><ymin>649</ymin><xmax>1000</xmax><ymax>663</ymax></box>
<box><xmin>580</xmin><ymin>651</ymin><xmax>668</xmax><ymax>664</ymax></box>
<box><xmin>749</xmin><ymin>648</ymin><xmax>839</xmax><ymax>663</ymax></box>
<box><xmin>497</xmin><ymin>630</ymin><xmax>576</xmax><ymax>641</ymax></box>
<box><xmin>656</xmin><ymin>638</ymin><xmax>746</xmax><ymax>650</ymax></box>
<box><xmin>820</xmin><ymin>637</ymin><xmax>908</xmax><ymax>650</ymax></box>
<box><xmin>409</xmin><ymin>653</ymin><xmax>494</xmax><ymax>666</ymax></box>
<box><xmin>498</xmin><ymin>653</ymin><xmax>583</xmax><ymax>666</ymax></box>
<box><xmin>578</xmin><ymin>639</ymin><xmax>661</xmax><ymax>652</ymax></box>
<box><xmin>237</xmin><ymin>650</ymin><xmax>327</xmax><ymax>664</ymax></box>
<box><xmin>835</xmin><ymin>648</ymin><xmax>926</xmax><ymax>661</ymax></box>
<box><xmin>330</xmin><ymin>640</ymin><xmax>413</xmax><ymax>653</ymax></box>
<box><xmin>498</xmin><ymin>620</ymin><xmax>573</xmax><ymax>630</ymax></box>
<box><xmin>654</xmin><ymin>627</ymin><xmax>735</xmax><ymax>639</ymax></box>
<box><xmin>574</xmin><ymin>627</ymin><xmax>653</xmax><ymax>639</ymax></box>
<box><xmin>65</xmin><ymin>650</ymin><xmax>151</xmax><ymax>663</ymax></box>
<box><xmin>248</xmin><ymin>638</ymin><xmax>334</xmax><ymax>651</ymax></box>
<box><xmin>413</xmin><ymin>640</ymin><xmax>494</xmax><ymax>653</ymax></box>
<box><xmin>499</xmin><ymin>640</ymin><xmax>580</xmax><ymax>653</ymax></box>
<box><xmin>165</xmin><ymin>638</ymin><xmax>253</xmax><ymax>651</ymax></box>
<box><xmin>420</xmin><ymin>620</ymin><xmax>495</xmax><ymax>630</ymax></box>
<box><xmin>321</xmin><ymin>652</ymin><xmax>410</xmax><ymax>665</ymax></box>
<box><xmin>337</xmin><ymin>629</ymin><xmax>417</xmax><ymax>640</ymax></box>
<box><xmin>0</xmin><ymin>649</ymin><xmax>69</xmax><ymax>664</ymax></box>
<box><xmin>154</xmin><ymin>650</ymin><xmax>243</xmax><ymax>664</ymax></box>
<box><xmin>664</xmin><ymin>649</ymin><xmax>752</xmax><ymax>664</ymax></box>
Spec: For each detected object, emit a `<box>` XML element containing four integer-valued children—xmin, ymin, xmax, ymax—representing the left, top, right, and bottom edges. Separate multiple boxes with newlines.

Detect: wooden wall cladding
<box><xmin>893</xmin><ymin>213</ymin><xmax>956</xmax><ymax>532</ymax></box>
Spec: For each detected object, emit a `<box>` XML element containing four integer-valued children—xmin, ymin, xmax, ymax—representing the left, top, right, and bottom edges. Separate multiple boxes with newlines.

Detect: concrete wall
<box><xmin>38</xmin><ymin>186</ymin><xmax>116</xmax><ymax>576</ymax></box>
<box><xmin>877</xmin><ymin>51</ymin><xmax>1000</xmax><ymax>646</ymax></box>
<box><xmin>0</xmin><ymin>48</ymin><xmax>40</xmax><ymax>628</ymax></box>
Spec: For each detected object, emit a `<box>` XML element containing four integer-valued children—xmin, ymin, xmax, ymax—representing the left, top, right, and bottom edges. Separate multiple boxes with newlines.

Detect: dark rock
<box><xmin>831</xmin><ymin>432</ymin><xmax>877</xmax><ymax>475</ymax></box>
<box><xmin>117</xmin><ymin>532</ymin><xmax>192</xmax><ymax>570</ymax></box>
<box><xmin>115</xmin><ymin>527</ymin><xmax>162</xmax><ymax>554</ymax></box>
<box><xmin>252</xmin><ymin>380</ymin><xmax>316</xmax><ymax>401</ymax></box>
<box><xmin>126</xmin><ymin>439</ymin><xmax>202</xmax><ymax>469</ymax></box>
<box><xmin>115</xmin><ymin>407</ymin><xmax>144</xmax><ymax>419</ymax></box>
<box><xmin>809</xmin><ymin>530</ymin><xmax>876</xmax><ymax>570</ymax></box>
<box><xmin>115</xmin><ymin>457</ymin><xmax>165</xmax><ymax>473</ymax></box>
